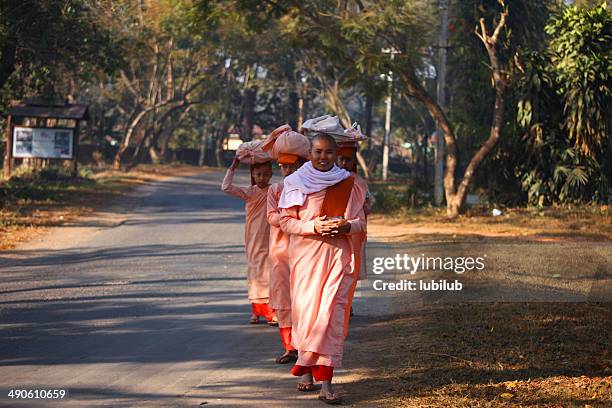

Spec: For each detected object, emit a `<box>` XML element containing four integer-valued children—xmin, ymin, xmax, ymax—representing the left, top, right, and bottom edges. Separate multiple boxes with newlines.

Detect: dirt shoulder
<box><xmin>344</xmin><ymin>302</ymin><xmax>611</xmax><ymax>407</ymax></box>
<box><xmin>0</xmin><ymin>164</ymin><xmax>214</xmax><ymax>250</ymax></box>
<box><xmin>369</xmin><ymin>205</ymin><xmax>611</xmax><ymax>243</ymax></box>
<box><xmin>343</xmin><ymin>210</ymin><xmax>611</xmax><ymax>407</ymax></box>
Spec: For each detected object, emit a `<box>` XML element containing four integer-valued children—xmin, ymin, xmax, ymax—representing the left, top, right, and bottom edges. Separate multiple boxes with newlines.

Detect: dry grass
<box><xmin>343</xmin><ymin>207</ymin><xmax>611</xmax><ymax>407</ymax></box>
<box><xmin>344</xmin><ymin>303</ymin><xmax>611</xmax><ymax>407</ymax></box>
<box><xmin>369</xmin><ymin>205</ymin><xmax>612</xmax><ymax>243</ymax></box>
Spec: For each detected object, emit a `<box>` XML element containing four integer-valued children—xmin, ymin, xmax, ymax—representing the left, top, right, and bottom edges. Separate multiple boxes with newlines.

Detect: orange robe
<box><xmin>267</xmin><ymin>182</ymin><xmax>292</xmax><ymax>324</ymax></box>
<box><xmin>267</xmin><ymin>182</ymin><xmax>295</xmax><ymax>351</ymax></box>
<box><xmin>280</xmin><ymin>184</ymin><xmax>366</xmax><ymax>369</ymax></box>
<box><xmin>221</xmin><ymin>168</ymin><xmax>271</xmax><ymax>304</ymax></box>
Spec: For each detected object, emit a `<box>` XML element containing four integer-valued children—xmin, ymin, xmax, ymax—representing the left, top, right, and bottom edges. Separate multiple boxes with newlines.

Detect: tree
<box><xmin>107</xmin><ymin>0</ymin><xmax>216</xmax><ymax>169</ymax></box>
<box><xmin>234</xmin><ymin>0</ymin><xmax>516</xmax><ymax>217</ymax></box>
<box><xmin>0</xmin><ymin>0</ymin><xmax>121</xmax><ymax>95</ymax></box>
<box><xmin>515</xmin><ymin>2</ymin><xmax>611</xmax><ymax>205</ymax></box>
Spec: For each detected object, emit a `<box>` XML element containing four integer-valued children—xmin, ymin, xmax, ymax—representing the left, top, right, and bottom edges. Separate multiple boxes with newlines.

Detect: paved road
<box><xmin>0</xmin><ymin>170</ymin><xmax>364</xmax><ymax>407</ymax></box>
<box><xmin>2</xmin><ymin>169</ymin><xmax>609</xmax><ymax>407</ymax></box>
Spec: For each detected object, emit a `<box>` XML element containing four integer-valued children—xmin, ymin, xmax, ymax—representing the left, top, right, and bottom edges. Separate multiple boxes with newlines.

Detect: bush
<box><xmin>371</xmin><ymin>182</ymin><xmax>431</xmax><ymax>213</ymax></box>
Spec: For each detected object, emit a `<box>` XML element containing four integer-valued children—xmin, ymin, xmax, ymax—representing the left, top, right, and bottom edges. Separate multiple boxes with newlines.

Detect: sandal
<box><xmin>249</xmin><ymin>315</ymin><xmax>260</xmax><ymax>324</ymax></box>
<box><xmin>276</xmin><ymin>350</ymin><xmax>298</xmax><ymax>364</ymax></box>
<box><xmin>267</xmin><ymin>317</ymin><xmax>278</xmax><ymax>327</ymax></box>
<box><xmin>296</xmin><ymin>382</ymin><xmax>320</xmax><ymax>392</ymax></box>
<box><xmin>318</xmin><ymin>394</ymin><xmax>343</xmax><ymax>405</ymax></box>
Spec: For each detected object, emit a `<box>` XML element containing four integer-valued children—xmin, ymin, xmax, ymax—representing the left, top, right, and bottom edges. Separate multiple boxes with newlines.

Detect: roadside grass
<box><xmin>0</xmin><ymin>164</ymin><xmax>208</xmax><ymax>250</ymax></box>
<box><xmin>349</xmin><ymin>183</ymin><xmax>611</xmax><ymax>407</ymax></box>
<box><xmin>345</xmin><ymin>302</ymin><xmax>611</xmax><ymax>407</ymax></box>
<box><xmin>369</xmin><ymin>182</ymin><xmax>611</xmax><ymax>242</ymax></box>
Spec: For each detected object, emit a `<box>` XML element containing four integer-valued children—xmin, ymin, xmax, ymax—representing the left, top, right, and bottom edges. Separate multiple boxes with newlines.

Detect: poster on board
<box><xmin>12</xmin><ymin>126</ymin><xmax>74</xmax><ymax>159</ymax></box>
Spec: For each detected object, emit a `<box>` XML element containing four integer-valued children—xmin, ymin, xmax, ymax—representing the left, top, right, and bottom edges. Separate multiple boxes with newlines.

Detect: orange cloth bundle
<box><xmin>262</xmin><ymin>125</ymin><xmax>310</xmax><ymax>164</ymax></box>
<box><xmin>236</xmin><ymin>140</ymin><xmax>271</xmax><ymax>164</ymax></box>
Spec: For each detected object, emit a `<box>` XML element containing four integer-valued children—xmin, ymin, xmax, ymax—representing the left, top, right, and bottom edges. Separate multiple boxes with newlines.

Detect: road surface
<box><xmin>0</xmin><ymin>170</ymin><xmax>365</xmax><ymax>407</ymax></box>
<box><xmin>2</xmin><ymin>169</ymin><xmax>609</xmax><ymax>407</ymax></box>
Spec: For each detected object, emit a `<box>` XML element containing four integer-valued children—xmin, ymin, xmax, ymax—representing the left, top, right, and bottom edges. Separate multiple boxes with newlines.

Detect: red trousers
<box><xmin>291</xmin><ymin>364</ymin><xmax>334</xmax><ymax>381</ymax></box>
<box><xmin>251</xmin><ymin>303</ymin><xmax>276</xmax><ymax>321</ymax></box>
<box><xmin>279</xmin><ymin>327</ymin><xmax>296</xmax><ymax>351</ymax></box>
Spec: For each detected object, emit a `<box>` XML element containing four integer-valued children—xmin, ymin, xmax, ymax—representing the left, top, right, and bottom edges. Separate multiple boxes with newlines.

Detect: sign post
<box><xmin>2</xmin><ymin>99</ymin><xmax>88</xmax><ymax>180</ymax></box>
<box><xmin>3</xmin><ymin>114</ymin><xmax>12</xmax><ymax>179</ymax></box>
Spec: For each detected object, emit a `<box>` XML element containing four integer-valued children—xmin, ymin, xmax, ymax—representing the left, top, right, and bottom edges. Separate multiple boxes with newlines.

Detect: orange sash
<box><xmin>319</xmin><ymin>176</ymin><xmax>355</xmax><ymax>217</ymax></box>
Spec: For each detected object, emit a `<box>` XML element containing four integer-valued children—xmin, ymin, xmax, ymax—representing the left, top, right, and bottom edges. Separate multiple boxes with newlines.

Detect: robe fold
<box><xmin>267</xmin><ymin>182</ymin><xmax>292</xmax><ymax>318</ymax></box>
<box><xmin>280</xmin><ymin>184</ymin><xmax>366</xmax><ymax>368</ymax></box>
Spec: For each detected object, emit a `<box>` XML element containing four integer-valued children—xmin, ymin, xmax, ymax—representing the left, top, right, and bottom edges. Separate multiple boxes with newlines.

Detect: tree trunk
<box><xmin>241</xmin><ymin>86</ymin><xmax>257</xmax><ymax>141</ymax></box>
<box><xmin>0</xmin><ymin>40</ymin><xmax>16</xmax><ymax>90</ymax></box>
<box><xmin>214</xmin><ymin>128</ymin><xmax>225</xmax><ymax>167</ymax></box>
<box><xmin>364</xmin><ymin>93</ymin><xmax>373</xmax><ymax>146</ymax></box>
<box><xmin>113</xmin><ymin>99</ymin><xmax>183</xmax><ymax>170</ymax></box>
<box><xmin>149</xmin><ymin>146</ymin><xmax>161</xmax><ymax>164</ymax></box>
<box><xmin>198</xmin><ymin>129</ymin><xmax>207</xmax><ymax>166</ymax></box>
<box><xmin>398</xmin><ymin>63</ymin><xmax>459</xmax><ymax>215</ymax></box>
<box><xmin>287</xmin><ymin>90</ymin><xmax>299</xmax><ymax>129</ymax></box>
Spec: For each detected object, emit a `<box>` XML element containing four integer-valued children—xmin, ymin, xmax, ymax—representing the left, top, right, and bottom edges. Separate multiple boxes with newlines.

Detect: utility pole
<box><xmin>381</xmin><ymin>48</ymin><xmax>399</xmax><ymax>181</ymax></box>
<box><xmin>434</xmin><ymin>0</ymin><xmax>448</xmax><ymax>205</ymax></box>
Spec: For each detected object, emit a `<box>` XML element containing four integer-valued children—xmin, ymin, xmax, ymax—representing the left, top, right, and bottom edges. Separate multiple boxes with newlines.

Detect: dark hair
<box><xmin>250</xmin><ymin>161</ymin><xmax>272</xmax><ymax>170</ymax></box>
<box><xmin>311</xmin><ymin>133</ymin><xmax>338</xmax><ymax>148</ymax></box>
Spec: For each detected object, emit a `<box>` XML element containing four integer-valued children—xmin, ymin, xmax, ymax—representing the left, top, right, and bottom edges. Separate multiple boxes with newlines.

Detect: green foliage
<box><xmin>0</xmin><ymin>0</ymin><xmax>123</xmax><ymax>98</ymax></box>
<box><xmin>371</xmin><ymin>182</ymin><xmax>430</xmax><ymax>213</ymax></box>
<box><xmin>546</xmin><ymin>3</ymin><xmax>611</xmax><ymax>157</ymax></box>
<box><xmin>449</xmin><ymin>1</ymin><xmax>553</xmax><ymax>201</ymax></box>
<box><xmin>515</xmin><ymin>9</ymin><xmax>611</xmax><ymax>206</ymax></box>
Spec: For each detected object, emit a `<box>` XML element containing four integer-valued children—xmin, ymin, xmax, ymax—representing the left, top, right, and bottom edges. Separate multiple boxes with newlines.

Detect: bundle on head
<box><xmin>262</xmin><ymin>124</ymin><xmax>310</xmax><ymax>165</ymax></box>
<box><xmin>236</xmin><ymin>140</ymin><xmax>271</xmax><ymax>164</ymax></box>
<box><xmin>337</xmin><ymin>140</ymin><xmax>358</xmax><ymax>157</ymax></box>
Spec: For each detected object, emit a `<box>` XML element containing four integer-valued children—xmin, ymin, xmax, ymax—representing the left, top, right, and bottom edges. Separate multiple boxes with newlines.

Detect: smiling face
<box><xmin>310</xmin><ymin>134</ymin><xmax>338</xmax><ymax>172</ymax></box>
<box><xmin>251</xmin><ymin>162</ymin><xmax>273</xmax><ymax>188</ymax></box>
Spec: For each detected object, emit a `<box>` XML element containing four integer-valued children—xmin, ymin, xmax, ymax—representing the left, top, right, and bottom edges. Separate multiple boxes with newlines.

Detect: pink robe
<box><xmin>354</xmin><ymin>174</ymin><xmax>372</xmax><ymax>280</ymax></box>
<box><xmin>280</xmin><ymin>184</ymin><xmax>366</xmax><ymax>368</ymax></box>
<box><xmin>267</xmin><ymin>182</ymin><xmax>292</xmax><ymax>327</ymax></box>
<box><xmin>221</xmin><ymin>168</ymin><xmax>271</xmax><ymax>302</ymax></box>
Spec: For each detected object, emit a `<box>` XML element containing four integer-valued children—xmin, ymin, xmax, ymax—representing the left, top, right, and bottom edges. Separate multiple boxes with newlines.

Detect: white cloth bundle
<box><xmin>302</xmin><ymin>115</ymin><xmax>367</xmax><ymax>143</ymax></box>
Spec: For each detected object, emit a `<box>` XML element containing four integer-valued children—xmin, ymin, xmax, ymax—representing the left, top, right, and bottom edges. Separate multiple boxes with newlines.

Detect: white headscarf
<box><xmin>279</xmin><ymin>161</ymin><xmax>350</xmax><ymax>209</ymax></box>
<box><xmin>301</xmin><ymin>115</ymin><xmax>345</xmax><ymax>136</ymax></box>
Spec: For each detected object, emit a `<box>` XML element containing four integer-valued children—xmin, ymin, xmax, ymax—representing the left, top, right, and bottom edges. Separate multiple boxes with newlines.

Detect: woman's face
<box><xmin>337</xmin><ymin>151</ymin><xmax>356</xmax><ymax>172</ymax></box>
<box><xmin>310</xmin><ymin>137</ymin><xmax>337</xmax><ymax>172</ymax></box>
<box><xmin>279</xmin><ymin>161</ymin><xmax>302</xmax><ymax>177</ymax></box>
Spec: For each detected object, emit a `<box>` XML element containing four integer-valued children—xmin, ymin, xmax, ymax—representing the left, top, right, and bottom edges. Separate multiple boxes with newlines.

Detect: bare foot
<box><xmin>319</xmin><ymin>380</ymin><xmax>342</xmax><ymax>404</ymax></box>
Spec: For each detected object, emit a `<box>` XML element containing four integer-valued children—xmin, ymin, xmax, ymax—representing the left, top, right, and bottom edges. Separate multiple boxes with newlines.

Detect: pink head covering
<box><xmin>262</xmin><ymin>124</ymin><xmax>310</xmax><ymax>164</ymax></box>
<box><xmin>236</xmin><ymin>140</ymin><xmax>271</xmax><ymax>164</ymax></box>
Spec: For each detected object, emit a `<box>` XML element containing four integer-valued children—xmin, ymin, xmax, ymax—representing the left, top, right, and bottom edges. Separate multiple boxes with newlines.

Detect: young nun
<box><xmin>221</xmin><ymin>153</ymin><xmax>277</xmax><ymax>325</ymax></box>
<box><xmin>336</xmin><ymin>135</ymin><xmax>373</xmax><ymax>323</ymax></box>
<box><xmin>262</xmin><ymin>124</ymin><xmax>310</xmax><ymax>364</ymax></box>
<box><xmin>279</xmin><ymin>133</ymin><xmax>367</xmax><ymax>405</ymax></box>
